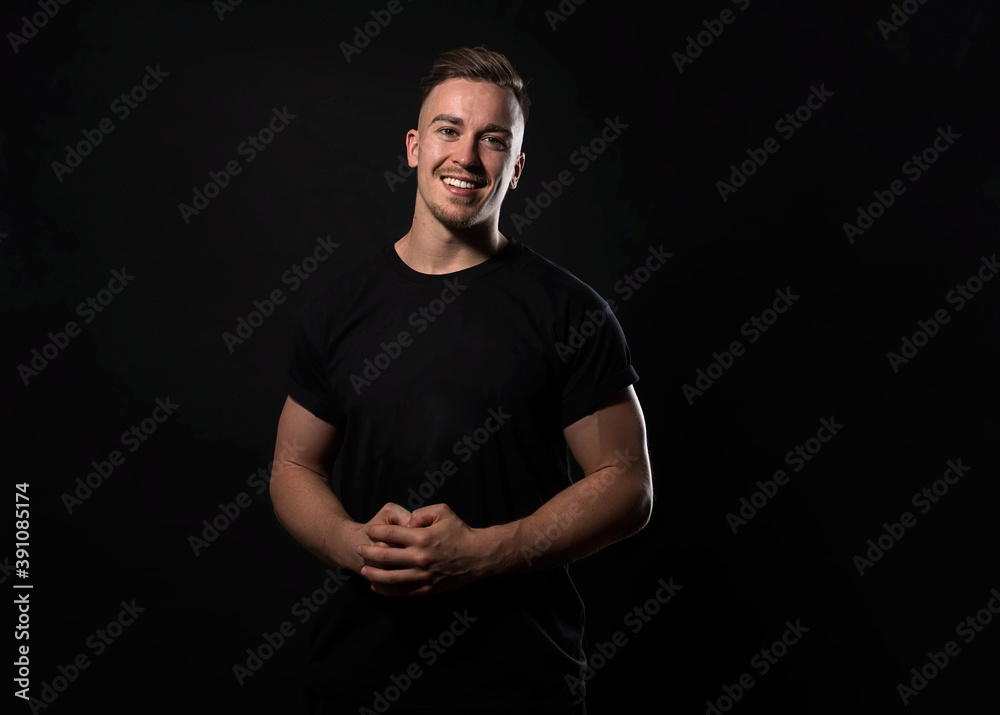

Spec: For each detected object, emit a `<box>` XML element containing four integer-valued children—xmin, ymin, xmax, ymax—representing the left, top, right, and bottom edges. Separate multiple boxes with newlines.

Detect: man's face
<box><xmin>406</xmin><ymin>78</ymin><xmax>525</xmax><ymax>232</ymax></box>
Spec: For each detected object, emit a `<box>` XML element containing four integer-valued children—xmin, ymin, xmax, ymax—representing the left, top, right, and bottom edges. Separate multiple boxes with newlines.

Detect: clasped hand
<box><xmin>355</xmin><ymin>502</ymin><xmax>488</xmax><ymax>597</ymax></box>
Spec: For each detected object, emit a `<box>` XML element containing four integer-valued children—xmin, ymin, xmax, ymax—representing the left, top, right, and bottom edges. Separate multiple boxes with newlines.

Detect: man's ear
<box><xmin>405</xmin><ymin>129</ymin><xmax>419</xmax><ymax>168</ymax></box>
<box><xmin>509</xmin><ymin>152</ymin><xmax>525</xmax><ymax>189</ymax></box>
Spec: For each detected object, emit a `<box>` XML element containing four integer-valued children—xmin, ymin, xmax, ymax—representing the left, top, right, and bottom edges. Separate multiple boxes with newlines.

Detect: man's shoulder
<box><xmin>513</xmin><ymin>240</ymin><xmax>608</xmax><ymax>304</ymax></box>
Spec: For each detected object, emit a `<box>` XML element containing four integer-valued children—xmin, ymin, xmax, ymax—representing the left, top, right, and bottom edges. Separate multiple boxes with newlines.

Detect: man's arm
<box><xmin>359</xmin><ymin>386</ymin><xmax>653</xmax><ymax>595</ymax></box>
<box><xmin>487</xmin><ymin>385</ymin><xmax>653</xmax><ymax>572</ymax></box>
<box><xmin>270</xmin><ymin>395</ymin><xmax>410</xmax><ymax>575</ymax></box>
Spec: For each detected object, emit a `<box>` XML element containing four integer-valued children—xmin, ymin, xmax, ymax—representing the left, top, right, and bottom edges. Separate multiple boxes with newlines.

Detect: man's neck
<box><xmin>395</xmin><ymin>223</ymin><xmax>509</xmax><ymax>275</ymax></box>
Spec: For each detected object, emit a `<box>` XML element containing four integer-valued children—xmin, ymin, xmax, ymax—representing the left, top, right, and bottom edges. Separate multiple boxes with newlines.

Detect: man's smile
<box><xmin>440</xmin><ymin>174</ymin><xmax>488</xmax><ymax>195</ymax></box>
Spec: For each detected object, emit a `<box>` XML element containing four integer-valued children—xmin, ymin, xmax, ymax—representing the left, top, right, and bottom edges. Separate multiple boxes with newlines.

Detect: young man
<box><xmin>270</xmin><ymin>46</ymin><xmax>653</xmax><ymax>714</ymax></box>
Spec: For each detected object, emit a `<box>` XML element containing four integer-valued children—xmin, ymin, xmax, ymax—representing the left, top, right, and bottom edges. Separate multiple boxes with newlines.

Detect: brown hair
<box><xmin>420</xmin><ymin>46</ymin><xmax>530</xmax><ymax>123</ymax></box>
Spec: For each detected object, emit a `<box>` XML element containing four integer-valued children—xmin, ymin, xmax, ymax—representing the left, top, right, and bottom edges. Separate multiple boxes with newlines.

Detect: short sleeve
<box><xmin>558</xmin><ymin>293</ymin><xmax>639</xmax><ymax>429</ymax></box>
<box><xmin>285</xmin><ymin>301</ymin><xmax>345</xmax><ymax>425</ymax></box>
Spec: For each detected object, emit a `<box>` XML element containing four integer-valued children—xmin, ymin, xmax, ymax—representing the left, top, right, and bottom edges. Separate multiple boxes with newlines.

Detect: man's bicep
<box><xmin>273</xmin><ymin>395</ymin><xmax>343</xmax><ymax>480</ymax></box>
<box><xmin>563</xmin><ymin>385</ymin><xmax>650</xmax><ymax>479</ymax></box>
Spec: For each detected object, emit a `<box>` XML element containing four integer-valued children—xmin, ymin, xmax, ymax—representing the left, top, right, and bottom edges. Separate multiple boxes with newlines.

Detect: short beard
<box><xmin>422</xmin><ymin>178</ymin><xmax>495</xmax><ymax>229</ymax></box>
<box><xmin>427</xmin><ymin>199</ymin><xmax>484</xmax><ymax>230</ymax></box>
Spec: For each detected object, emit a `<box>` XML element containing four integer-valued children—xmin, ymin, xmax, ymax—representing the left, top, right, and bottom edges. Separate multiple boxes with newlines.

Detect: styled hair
<box><xmin>420</xmin><ymin>46</ymin><xmax>530</xmax><ymax>123</ymax></box>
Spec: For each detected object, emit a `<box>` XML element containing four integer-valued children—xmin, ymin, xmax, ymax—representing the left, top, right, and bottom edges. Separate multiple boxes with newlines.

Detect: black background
<box><xmin>3</xmin><ymin>0</ymin><xmax>999</xmax><ymax>712</ymax></box>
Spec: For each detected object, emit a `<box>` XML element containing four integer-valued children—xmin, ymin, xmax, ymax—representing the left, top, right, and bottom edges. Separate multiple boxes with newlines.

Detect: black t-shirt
<box><xmin>286</xmin><ymin>237</ymin><xmax>638</xmax><ymax>713</ymax></box>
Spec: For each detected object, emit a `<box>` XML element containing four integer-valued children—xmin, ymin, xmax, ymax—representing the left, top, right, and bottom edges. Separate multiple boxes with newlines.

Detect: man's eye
<box><xmin>484</xmin><ymin>136</ymin><xmax>507</xmax><ymax>148</ymax></box>
<box><xmin>439</xmin><ymin>127</ymin><xmax>457</xmax><ymax>136</ymax></box>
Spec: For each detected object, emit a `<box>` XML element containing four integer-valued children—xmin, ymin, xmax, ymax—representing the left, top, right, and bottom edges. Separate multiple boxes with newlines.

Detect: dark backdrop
<box><xmin>3</xmin><ymin>0</ymin><xmax>999</xmax><ymax>713</ymax></box>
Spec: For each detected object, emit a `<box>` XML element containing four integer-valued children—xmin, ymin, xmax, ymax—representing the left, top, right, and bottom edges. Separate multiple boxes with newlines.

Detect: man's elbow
<box><xmin>268</xmin><ymin>463</ymin><xmax>293</xmax><ymax>521</ymax></box>
<box><xmin>628</xmin><ymin>468</ymin><xmax>654</xmax><ymax>535</ymax></box>
<box><xmin>268</xmin><ymin>460</ymin><xmax>291</xmax><ymax>508</ymax></box>
<box><xmin>610</xmin><ymin>462</ymin><xmax>653</xmax><ymax>540</ymax></box>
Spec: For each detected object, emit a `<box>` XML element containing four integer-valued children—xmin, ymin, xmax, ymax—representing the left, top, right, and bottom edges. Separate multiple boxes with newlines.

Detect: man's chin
<box><xmin>430</xmin><ymin>207</ymin><xmax>488</xmax><ymax>231</ymax></box>
<box><xmin>437</xmin><ymin>217</ymin><xmax>482</xmax><ymax>231</ymax></box>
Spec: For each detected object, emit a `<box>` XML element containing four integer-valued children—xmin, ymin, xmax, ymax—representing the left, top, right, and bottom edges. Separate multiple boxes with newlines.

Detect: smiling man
<box><xmin>270</xmin><ymin>47</ymin><xmax>653</xmax><ymax>714</ymax></box>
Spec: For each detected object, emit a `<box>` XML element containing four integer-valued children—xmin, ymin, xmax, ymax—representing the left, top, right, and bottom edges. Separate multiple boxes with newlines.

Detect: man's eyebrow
<box><xmin>429</xmin><ymin>115</ymin><xmax>512</xmax><ymax>135</ymax></box>
<box><xmin>430</xmin><ymin>114</ymin><xmax>463</xmax><ymax>126</ymax></box>
<box><xmin>482</xmin><ymin>122</ymin><xmax>513</xmax><ymax>135</ymax></box>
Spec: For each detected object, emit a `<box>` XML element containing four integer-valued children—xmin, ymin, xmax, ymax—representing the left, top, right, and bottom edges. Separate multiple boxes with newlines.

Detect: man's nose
<box><xmin>451</xmin><ymin>135</ymin><xmax>481</xmax><ymax>168</ymax></box>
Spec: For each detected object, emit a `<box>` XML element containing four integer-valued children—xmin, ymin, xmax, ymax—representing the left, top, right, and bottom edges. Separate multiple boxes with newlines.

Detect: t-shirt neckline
<box><xmin>383</xmin><ymin>236</ymin><xmax>521</xmax><ymax>285</ymax></box>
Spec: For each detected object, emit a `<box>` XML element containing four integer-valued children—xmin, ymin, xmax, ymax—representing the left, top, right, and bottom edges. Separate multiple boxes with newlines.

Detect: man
<box><xmin>270</xmin><ymin>46</ymin><xmax>653</xmax><ymax>714</ymax></box>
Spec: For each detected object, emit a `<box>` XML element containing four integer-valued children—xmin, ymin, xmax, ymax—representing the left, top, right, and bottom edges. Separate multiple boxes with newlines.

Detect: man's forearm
<box><xmin>482</xmin><ymin>462</ymin><xmax>653</xmax><ymax>576</ymax></box>
<box><xmin>270</xmin><ymin>462</ymin><xmax>363</xmax><ymax>573</ymax></box>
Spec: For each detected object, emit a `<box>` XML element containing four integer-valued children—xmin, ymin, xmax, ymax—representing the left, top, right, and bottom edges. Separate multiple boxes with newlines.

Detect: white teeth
<box><xmin>443</xmin><ymin>177</ymin><xmax>478</xmax><ymax>189</ymax></box>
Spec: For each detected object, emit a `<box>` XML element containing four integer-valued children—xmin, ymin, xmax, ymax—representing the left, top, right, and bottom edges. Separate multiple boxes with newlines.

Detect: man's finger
<box><xmin>376</xmin><ymin>502</ymin><xmax>412</xmax><ymax>524</ymax></box>
<box><xmin>361</xmin><ymin>565</ymin><xmax>427</xmax><ymax>587</ymax></box>
<box><xmin>366</xmin><ymin>523</ymin><xmax>426</xmax><ymax>546</ymax></box>
<box><xmin>407</xmin><ymin>510</ymin><xmax>439</xmax><ymax>528</ymax></box>
<box><xmin>357</xmin><ymin>543</ymin><xmax>421</xmax><ymax>567</ymax></box>
<box><xmin>408</xmin><ymin>502</ymin><xmax>453</xmax><ymax>527</ymax></box>
<box><xmin>386</xmin><ymin>503</ymin><xmax>413</xmax><ymax>522</ymax></box>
